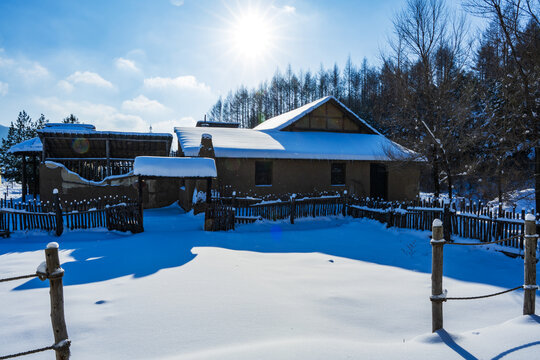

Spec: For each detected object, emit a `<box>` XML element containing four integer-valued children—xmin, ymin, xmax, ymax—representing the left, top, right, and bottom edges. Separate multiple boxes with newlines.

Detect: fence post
<box><xmin>341</xmin><ymin>190</ymin><xmax>348</xmax><ymax>217</ymax></box>
<box><xmin>523</xmin><ymin>214</ymin><xmax>537</xmax><ymax>315</ymax></box>
<box><xmin>443</xmin><ymin>204</ymin><xmax>451</xmax><ymax>242</ymax></box>
<box><xmin>45</xmin><ymin>242</ymin><xmax>70</xmax><ymax>360</ymax></box>
<box><xmin>290</xmin><ymin>194</ymin><xmax>296</xmax><ymax>224</ymax></box>
<box><xmin>431</xmin><ymin>218</ymin><xmax>445</xmax><ymax>332</ymax></box>
<box><xmin>53</xmin><ymin>189</ymin><xmax>63</xmax><ymax>237</ymax></box>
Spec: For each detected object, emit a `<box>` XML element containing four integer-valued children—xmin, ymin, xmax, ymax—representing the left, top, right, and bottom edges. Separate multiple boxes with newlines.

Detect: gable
<box><xmin>253</xmin><ymin>96</ymin><xmax>378</xmax><ymax>134</ymax></box>
<box><xmin>282</xmin><ymin>101</ymin><xmax>371</xmax><ymax>133</ymax></box>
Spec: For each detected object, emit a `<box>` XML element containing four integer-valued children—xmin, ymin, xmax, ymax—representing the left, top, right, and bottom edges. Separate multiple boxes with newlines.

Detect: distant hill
<box><xmin>0</xmin><ymin>125</ymin><xmax>8</xmax><ymax>140</ymax></box>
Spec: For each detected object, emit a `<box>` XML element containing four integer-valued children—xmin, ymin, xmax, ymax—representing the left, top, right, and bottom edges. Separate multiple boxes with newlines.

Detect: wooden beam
<box><xmin>21</xmin><ymin>155</ymin><xmax>27</xmax><ymax>203</ymax></box>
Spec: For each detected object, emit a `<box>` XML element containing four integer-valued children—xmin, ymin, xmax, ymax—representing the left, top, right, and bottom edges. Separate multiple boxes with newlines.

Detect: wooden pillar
<box><xmin>137</xmin><ymin>176</ymin><xmax>144</xmax><ymax>222</ymax></box>
<box><xmin>41</xmin><ymin>138</ymin><xmax>46</xmax><ymax>163</ymax></box>
<box><xmin>21</xmin><ymin>155</ymin><xmax>27</xmax><ymax>203</ymax></box>
<box><xmin>290</xmin><ymin>194</ymin><xmax>296</xmax><ymax>224</ymax></box>
<box><xmin>342</xmin><ymin>190</ymin><xmax>348</xmax><ymax>217</ymax></box>
<box><xmin>523</xmin><ymin>214</ymin><xmax>537</xmax><ymax>315</ymax></box>
<box><xmin>431</xmin><ymin>218</ymin><xmax>445</xmax><ymax>332</ymax></box>
<box><xmin>206</xmin><ymin>177</ymin><xmax>212</xmax><ymax>204</ymax></box>
<box><xmin>44</xmin><ymin>242</ymin><xmax>70</xmax><ymax>360</ymax></box>
<box><xmin>32</xmin><ymin>156</ymin><xmax>37</xmax><ymax>199</ymax></box>
<box><xmin>53</xmin><ymin>189</ymin><xmax>63</xmax><ymax>237</ymax></box>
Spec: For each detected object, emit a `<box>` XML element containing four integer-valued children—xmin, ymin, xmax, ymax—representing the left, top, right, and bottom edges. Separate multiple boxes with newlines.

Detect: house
<box><xmin>37</xmin><ymin>123</ymin><xmax>177</xmax><ymax>207</ymax></box>
<box><xmin>175</xmin><ymin>96</ymin><xmax>420</xmax><ymax>209</ymax></box>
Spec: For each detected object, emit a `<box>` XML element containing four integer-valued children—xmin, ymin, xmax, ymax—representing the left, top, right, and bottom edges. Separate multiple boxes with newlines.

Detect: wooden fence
<box><xmin>0</xmin><ymin>243</ymin><xmax>70</xmax><ymax>360</ymax></box>
<box><xmin>0</xmin><ymin>192</ymin><xmax>143</xmax><ymax>236</ymax></box>
<box><xmin>348</xmin><ymin>198</ymin><xmax>538</xmax><ymax>252</ymax></box>
<box><xmin>204</xmin><ymin>202</ymin><xmax>235</xmax><ymax>231</ymax></box>
<box><xmin>207</xmin><ymin>194</ymin><xmax>347</xmax><ymax>230</ymax></box>
<box><xmin>430</xmin><ymin>216</ymin><xmax>537</xmax><ymax>332</ymax></box>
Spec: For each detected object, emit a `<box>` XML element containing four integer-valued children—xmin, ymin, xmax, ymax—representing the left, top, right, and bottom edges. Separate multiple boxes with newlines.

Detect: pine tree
<box><xmin>62</xmin><ymin>114</ymin><xmax>79</xmax><ymax>124</ymax></box>
<box><xmin>0</xmin><ymin>111</ymin><xmax>48</xmax><ymax>182</ymax></box>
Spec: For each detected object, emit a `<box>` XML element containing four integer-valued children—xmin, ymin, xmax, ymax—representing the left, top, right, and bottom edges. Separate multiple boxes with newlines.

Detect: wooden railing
<box><xmin>348</xmin><ymin>198</ymin><xmax>538</xmax><ymax>251</ymax></box>
<box><xmin>47</xmin><ymin>158</ymin><xmax>135</xmax><ymax>181</ymax></box>
<box><xmin>207</xmin><ymin>194</ymin><xmax>347</xmax><ymax>229</ymax></box>
<box><xmin>0</xmin><ymin>243</ymin><xmax>70</xmax><ymax>359</ymax></box>
<box><xmin>0</xmin><ymin>192</ymin><xmax>143</xmax><ymax>236</ymax></box>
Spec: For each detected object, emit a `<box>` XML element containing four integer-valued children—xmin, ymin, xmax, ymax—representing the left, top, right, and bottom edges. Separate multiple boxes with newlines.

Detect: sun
<box><xmin>229</xmin><ymin>7</ymin><xmax>276</xmax><ymax>61</ymax></box>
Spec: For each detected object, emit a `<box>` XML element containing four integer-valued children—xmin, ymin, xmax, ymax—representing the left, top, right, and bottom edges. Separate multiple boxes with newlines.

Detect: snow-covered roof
<box><xmin>133</xmin><ymin>156</ymin><xmax>217</xmax><ymax>178</ymax></box>
<box><xmin>253</xmin><ymin>96</ymin><xmax>380</xmax><ymax>134</ymax></box>
<box><xmin>8</xmin><ymin>137</ymin><xmax>43</xmax><ymax>154</ymax></box>
<box><xmin>174</xmin><ymin>127</ymin><xmax>415</xmax><ymax>161</ymax></box>
<box><xmin>41</xmin><ymin>123</ymin><xmax>97</xmax><ymax>133</ymax></box>
<box><xmin>38</xmin><ymin>123</ymin><xmax>170</xmax><ymax>138</ymax></box>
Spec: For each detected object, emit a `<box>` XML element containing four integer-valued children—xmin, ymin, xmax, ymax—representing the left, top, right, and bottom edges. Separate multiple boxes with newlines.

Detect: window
<box><xmin>255</xmin><ymin>161</ymin><xmax>272</xmax><ymax>186</ymax></box>
<box><xmin>331</xmin><ymin>163</ymin><xmax>346</xmax><ymax>185</ymax></box>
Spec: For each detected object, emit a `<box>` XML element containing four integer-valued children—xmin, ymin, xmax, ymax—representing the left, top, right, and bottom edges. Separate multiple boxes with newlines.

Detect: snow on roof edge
<box><xmin>133</xmin><ymin>156</ymin><xmax>217</xmax><ymax>178</ymax></box>
<box><xmin>253</xmin><ymin>96</ymin><xmax>381</xmax><ymax>135</ymax></box>
<box><xmin>8</xmin><ymin>137</ymin><xmax>43</xmax><ymax>154</ymax></box>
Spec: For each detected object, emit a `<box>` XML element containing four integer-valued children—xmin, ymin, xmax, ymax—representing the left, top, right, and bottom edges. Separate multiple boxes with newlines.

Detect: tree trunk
<box><xmin>432</xmin><ymin>145</ymin><xmax>440</xmax><ymax>198</ymax></box>
<box><xmin>534</xmin><ymin>146</ymin><xmax>540</xmax><ymax>217</ymax></box>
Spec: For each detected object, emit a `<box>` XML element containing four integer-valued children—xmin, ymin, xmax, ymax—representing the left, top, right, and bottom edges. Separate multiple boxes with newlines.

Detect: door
<box><xmin>370</xmin><ymin>163</ymin><xmax>388</xmax><ymax>200</ymax></box>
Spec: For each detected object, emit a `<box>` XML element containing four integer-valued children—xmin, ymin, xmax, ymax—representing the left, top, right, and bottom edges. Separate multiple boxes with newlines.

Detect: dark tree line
<box><xmin>0</xmin><ymin>112</ymin><xmax>80</xmax><ymax>183</ymax></box>
<box><xmin>208</xmin><ymin>0</ymin><xmax>539</xmax><ymax>210</ymax></box>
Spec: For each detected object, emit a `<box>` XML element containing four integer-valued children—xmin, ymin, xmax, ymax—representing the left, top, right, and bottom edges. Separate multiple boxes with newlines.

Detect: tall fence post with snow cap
<box><xmin>53</xmin><ymin>189</ymin><xmax>63</xmax><ymax>237</ymax></box>
<box><xmin>431</xmin><ymin>218</ymin><xmax>446</xmax><ymax>332</ymax></box>
<box><xmin>290</xmin><ymin>194</ymin><xmax>296</xmax><ymax>224</ymax></box>
<box><xmin>342</xmin><ymin>190</ymin><xmax>348</xmax><ymax>217</ymax></box>
<box><xmin>523</xmin><ymin>214</ymin><xmax>538</xmax><ymax>315</ymax></box>
<box><xmin>45</xmin><ymin>242</ymin><xmax>70</xmax><ymax>360</ymax></box>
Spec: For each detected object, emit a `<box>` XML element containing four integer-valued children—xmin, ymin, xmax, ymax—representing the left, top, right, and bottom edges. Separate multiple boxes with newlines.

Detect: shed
<box><xmin>8</xmin><ymin>137</ymin><xmax>43</xmax><ymax>201</ymax></box>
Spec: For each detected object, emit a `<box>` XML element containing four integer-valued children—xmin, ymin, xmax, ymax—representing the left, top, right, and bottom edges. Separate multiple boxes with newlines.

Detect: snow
<box><xmin>133</xmin><ymin>156</ymin><xmax>217</xmax><ymax>178</ymax></box>
<box><xmin>38</xmin><ymin>123</ymin><xmax>171</xmax><ymax>138</ymax></box>
<box><xmin>7</xmin><ymin>137</ymin><xmax>43</xmax><ymax>154</ymax></box>
<box><xmin>1</xmin><ymin>206</ymin><xmax>539</xmax><ymax>359</ymax></box>
<box><xmin>47</xmin><ymin>242</ymin><xmax>59</xmax><ymax>249</ymax></box>
<box><xmin>253</xmin><ymin>96</ymin><xmax>381</xmax><ymax>135</ymax></box>
<box><xmin>525</xmin><ymin>213</ymin><xmax>536</xmax><ymax>221</ymax></box>
<box><xmin>175</xmin><ymin>127</ymin><xmax>415</xmax><ymax>161</ymax></box>
<box><xmin>433</xmin><ymin>218</ymin><xmax>443</xmax><ymax>227</ymax></box>
<box><xmin>0</xmin><ymin>181</ymin><xmax>22</xmax><ymax>200</ymax></box>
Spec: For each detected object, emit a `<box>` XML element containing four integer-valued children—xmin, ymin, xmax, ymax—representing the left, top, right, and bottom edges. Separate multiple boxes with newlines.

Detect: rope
<box><xmin>0</xmin><ymin>273</ymin><xmax>38</xmax><ymax>283</ymax></box>
<box><xmin>448</xmin><ymin>234</ymin><xmax>522</xmax><ymax>246</ymax></box>
<box><xmin>446</xmin><ymin>285</ymin><xmax>523</xmax><ymax>301</ymax></box>
<box><xmin>0</xmin><ymin>345</ymin><xmax>54</xmax><ymax>359</ymax></box>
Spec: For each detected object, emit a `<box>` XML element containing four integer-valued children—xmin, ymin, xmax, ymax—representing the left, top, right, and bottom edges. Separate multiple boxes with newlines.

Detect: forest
<box><xmin>207</xmin><ymin>0</ymin><xmax>539</xmax><ymax>210</ymax></box>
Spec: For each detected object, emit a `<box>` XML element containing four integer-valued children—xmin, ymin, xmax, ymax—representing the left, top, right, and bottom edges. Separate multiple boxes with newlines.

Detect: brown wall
<box><xmin>179</xmin><ymin>158</ymin><xmax>419</xmax><ymax>206</ymax></box>
<box><xmin>283</xmin><ymin>101</ymin><xmax>372</xmax><ymax>133</ymax></box>
<box><xmin>40</xmin><ymin>162</ymin><xmax>180</xmax><ymax>208</ymax></box>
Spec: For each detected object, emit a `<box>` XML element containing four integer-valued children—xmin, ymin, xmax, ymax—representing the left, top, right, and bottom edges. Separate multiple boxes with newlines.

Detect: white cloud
<box><xmin>34</xmin><ymin>97</ymin><xmax>147</xmax><ymax>132</ymax></box>
<box><xmin>122</xmin><ymin>95</ymin><xmax>168</xmax><ymax>113</ymax></box>
<box><xmin>282</xmin><ymin>5</ymin><xmax>296</xmax><ymax>13</ymax></box>
<box><xmin>57</xmin><ymin>80</ymin><xmax>74</xmax><ymax>93</ymax></box>
<box><xmin>18</xmin><ymin>62</ymin><xmax>49</xmax><ymax>79</ymax></box>
<box><xmin>115</xmin><ymin>57</ymin><xmax>140</xmax><ymax>72</ymax></box>
<box><xmin>151</xmin><ymin>117</ymin><xmax>195</xmax><ymax>135</ymax></box>
<box><xmin>65</xmin><ymin>71</ymin><xmax>114</xmax><ymax>89</ymax></box>
<box><xmin>0</xmin><ymin>81</ymin><xmax>8</xmax><ymax>96</ymax></box>
<box><xmin>0</xmin><ymin>55</ymin><xmax>15</xmax><ymax>67</ymax></box>
<box><xmin>144</xmin><ymin>75</ymin><xmax>210</xmax><ymax>92</ymax></box>
<box><xmin>170</xmin><ymin>0</ymin><xmax>184</xmax><ymax>6</ymax></box>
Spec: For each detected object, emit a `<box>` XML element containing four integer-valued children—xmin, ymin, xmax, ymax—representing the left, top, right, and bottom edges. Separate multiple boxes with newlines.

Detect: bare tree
<box><xmin>464</xmin><ymin>0</ymin><xmax>540</xmax><ymax>212</ymax></box>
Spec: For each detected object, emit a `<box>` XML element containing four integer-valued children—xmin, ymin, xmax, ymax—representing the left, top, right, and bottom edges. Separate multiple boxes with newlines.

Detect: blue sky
<box><xmin>0</xmin><ymin>0</ymin><xmax>469</xmax><ymax>134</ymax></box>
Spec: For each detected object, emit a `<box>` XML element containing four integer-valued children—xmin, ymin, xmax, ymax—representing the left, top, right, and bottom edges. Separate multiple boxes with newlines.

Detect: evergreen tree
<box><xmin>0</xmin><ymin>111</ymin><xmax>48</xmax><ymax>182</ymax></box>
<box><xmin>62</xmin><ymin>114</ymin><xmax>79</xmax><ymax>124</ymax></box>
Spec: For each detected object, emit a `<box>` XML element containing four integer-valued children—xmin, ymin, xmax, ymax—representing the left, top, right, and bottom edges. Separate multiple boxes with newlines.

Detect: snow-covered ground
<box><xmin>1</xmin><ymin>205</ymin><xmax>539</xmax><ymax>359</ymax></box>
<box><xmin>0</xmin><ymin>180</ymin><xmax>22</xmax><ymax>200</ymax></box>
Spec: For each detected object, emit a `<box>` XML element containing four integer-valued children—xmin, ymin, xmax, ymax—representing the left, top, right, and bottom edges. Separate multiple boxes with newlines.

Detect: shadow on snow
<box><xmin>3</xmin><ymin>204</ymin><xmax>526</xmax><ymax>291</ymax></box>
